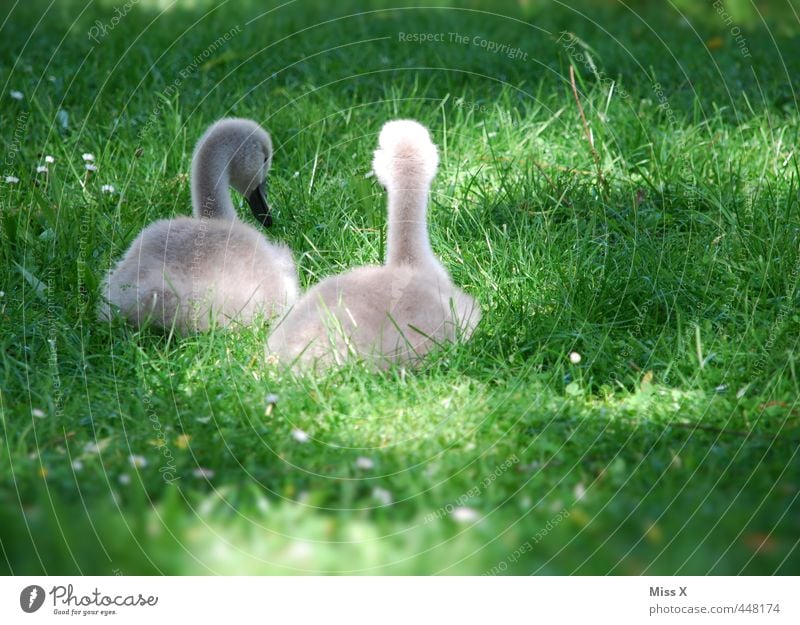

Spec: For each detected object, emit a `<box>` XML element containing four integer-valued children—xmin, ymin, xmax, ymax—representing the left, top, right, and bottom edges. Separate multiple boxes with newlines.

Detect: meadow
<box><xmin>0</xmin><ymin>0</ymin><xmax>798</xmax><ymax>574</ymax></box>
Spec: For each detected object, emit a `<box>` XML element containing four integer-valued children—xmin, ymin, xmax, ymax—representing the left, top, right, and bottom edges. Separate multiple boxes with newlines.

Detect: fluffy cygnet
<box><xmin>99</xmin><ymin>118</ymin><xmax>298</xmax><ymax>333</ymax></box>
<box><xmin>267</xmin><ymin>119</ymin><xmax>480</xmax><ymax>369</ymax></box>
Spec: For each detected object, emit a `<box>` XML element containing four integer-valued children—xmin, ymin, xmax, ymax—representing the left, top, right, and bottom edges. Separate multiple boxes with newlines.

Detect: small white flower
<box><xmin>573</xmin><ymin>482</ymin><xmax>586</xmax><ymax>501</ymax></box>
<box><xmin>36</xmin><ymin>165</ymin><xmax>48</xmax><ymax>174</ymax></box>
<box><xmin>265</xmin><ymin>393</ymin><xmax>279</xmax><ymax>405</ymax></box>
<box><xmin>128</xmin><ymin>454</ymin><xmax>148</xmax><ymax>469</ymax></box>
<box><xmin>82</xmin><ymin>153</ymin><xmax>95</xmax><ymax>162</ymax></box>
<box><xmin>83</xmin><ymin>442</ymin><xmax>102</xmax><ymax>454</ymax></box>
<box><xmin>44</xmin><ymin>155</ymin><xmax>55</xmax><ymax>164</ymax></box>
<box><xmin>0</xmin><ymin>291</ymin><xmax>5</xmax><ymax>297</ymax></box>
<box><xmin>31</xmin><ymin>408</ymin><xmax>46</xmax><ymax>418</ymax></box>
<box><xmin>118</xmin><ymin>473</ymin><xmax>131</xmax><ymax>485</ymax></box>
<box><xmin>520</xmin><ymin>495</ymin><xmax>533</xmax><ymax>509</ymax></box>
<box><xmin>71</xmin><ymin>459</ymin><xmax>84</xmax><ymax>471</ymax></box>
<box><xmin>569</xmin><ymin>351</ymin><xmax>582</xmax><ymax>364</ymax></box>
<box><xmin>291</xmin><ymin>428</ymin><xmax>310</xmax><ymax>443</ymax></box>
<box><xmin>293</xmin><ymin>171</ymin><xmax>300</xmax><ymax>178</ymax></box>
<box><xmin>10</xmin><ymin>90</ymin><xmax>23</xmax><ymax>100</ymax></box>
<box><xmin>451</xmin><ymin>507</ymin><xmax>480</xmax><ymax>523</ymax></box>
<box><xmin>192</xmin><ymin>467</ymin><xmax>215</xmax><ymax>479</ymax></box>
<box><xmin>287</xmin><ymin>540</ymin><xmax>313</xmax><ymax>560</ymax></box>
<box><xmin>101</xmin><ymin>184</ymin><xmax>116</xmax><ymax>193</ymax></box>
<box><xmin>372</xmin><ymin>487</ymin><xmax>393</xmax><ymax>505</ymax></box>
<box><xmin>85</xmin><ymin>163</ymin><xmax>97</xmax><ymax>172</ymax></box>
<box><xmin>4</xmin><ymin>176</ymin><xmax>19</xmax><ymax>184</ymax></box>
<box><xmin>356</xmin><ymin>456</ymin><xmax>375</xmax><ymax>470</ymax></box>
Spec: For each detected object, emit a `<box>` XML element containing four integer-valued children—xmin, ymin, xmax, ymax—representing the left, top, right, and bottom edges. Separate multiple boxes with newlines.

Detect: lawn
<box><xmin>0</xmin><ymin>0</ymin><xmax>798</xmax><ymax>575</ymax></box>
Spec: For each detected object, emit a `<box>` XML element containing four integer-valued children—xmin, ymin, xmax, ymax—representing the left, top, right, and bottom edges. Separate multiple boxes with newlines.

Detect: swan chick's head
<box><xmin>372</xmin><ymin>119</ymin><xmax>439</xmax><ymax>189</ymax></box>
<box><xmin>193</xmin><ymin>118</ymin><xmax>274</xmax><ymax>226</ymax></box>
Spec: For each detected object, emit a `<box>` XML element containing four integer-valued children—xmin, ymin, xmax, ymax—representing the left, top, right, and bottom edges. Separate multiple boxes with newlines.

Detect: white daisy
<box><xmin>291</xmin><ymin>428</ymin><xmax>310</xmax><ymax>443</ymax></box>
<box><xmin>287</xmin><ymin>540</ymin><xmax>313</xmax><ymax>560</ymax></box>
<box><xmin>372</xmin><ymin>487</ymin><xmax>393</xmax><ymax>505</ymax></box>
<box><xmin>83</xmin><ymin>442</ymin><xmax>102</xmax><ymax>454</ymax></box>
<box><xmin>5</xmin><ymin>176</ymin><xmax>19</xmax><ymax>184</ymax></box>
<box><xmin>31</xmin><ymin>408</ymin><xmax>46</xmax><ymax>418</ymax></box>
<box><xmin>10</xmin><ymin>90</ymin><xmax>23</xmax><ymax>101</ymax></box>
<box><xmin>82</xmin><ymin>153</ymin><xmax>95</xmax><ymax>162</ymax></box>
<box><xmin>265</xmin><ymin>393</ymin><xmax>279</xmax><ymax>405</ymax></box>
<box><xmin>85</xmin><ymin>163</ymin><xmax>97</xmax><ymax>172</ymax></box>
<box><xmin>101</xmin><ymin>184</ymin><xmax>115</xmax><ymax>193</ymax></box>
<box><xmin>356</xmin><ymin>456</ymin><xmax>375</xmax><ymax>470</ymax></box>
<box><xmin>451</xmin><ymin>507</ymin><xmax>480</xmax><ymax>523</ymax></box>
<box><xmin>71</xmin><ymin>459</ymin><xmax>84</xmax><ymax>471</ymax></box>
<box><xmin>118</xmin><ymin>474</ymin><xmax>131</xmax><ymax>485</ymax></box>
<box><xmin>569</xmin><ymin>351</ymin><xmax>582</xmax><ymax>364</ymax></box>
<box><xmin>36</xmin><ymin>165</ymin><xmax>48</xmax><ymax>174</ymax></box>
<box><xmin>44</xmin><ymin>155</ymin><xmax>55</xmax><ymax>164</ymax></box>
<box><xmin>128</xmin><ymin>454</ymin><xmax>148</xmax><ymax>469</ymax></box>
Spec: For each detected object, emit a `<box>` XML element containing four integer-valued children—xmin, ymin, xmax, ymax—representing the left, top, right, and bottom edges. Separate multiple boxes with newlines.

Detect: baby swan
<box><xmin>268</xmin><ymin>119</ymin><xmax>480</xmax><ymax>369</ymax></box>
<box><xmin>99</xmin><ymin>118</ymin><xmax>298</xmax><ymax>333</ymax></box>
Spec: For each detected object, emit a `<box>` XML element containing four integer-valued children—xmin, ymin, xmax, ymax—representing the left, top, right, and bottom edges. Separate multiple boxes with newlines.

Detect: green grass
<box><xmin>1</xmin><ymin>0</ymin><xmax>798</xmax><ymax>574</ymax></box>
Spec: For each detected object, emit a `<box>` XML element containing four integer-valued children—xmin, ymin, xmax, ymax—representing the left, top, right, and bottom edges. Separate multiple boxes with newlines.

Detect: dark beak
<box><xmin>246</xmin><ymin>182</ymin><xmax>272</xmax><ymax>227</ymax></box>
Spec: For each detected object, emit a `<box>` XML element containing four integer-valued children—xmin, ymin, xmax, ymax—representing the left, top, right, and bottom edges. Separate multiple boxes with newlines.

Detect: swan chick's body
<box><xmin>268</xmin><ymin>119</ymin><xmax>480</xmax><ymax>369</ymax></box>
<box><xmin>100</xmin><ymin>118</ymin><xmax>298</xmax><ymax>333</ymax></box>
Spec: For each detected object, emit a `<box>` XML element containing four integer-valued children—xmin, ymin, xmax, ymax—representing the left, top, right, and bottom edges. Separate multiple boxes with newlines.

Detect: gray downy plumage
<box><xmin>99</xmin><ymin>118</ymin><xmax>299</xmax><ymax>333</ymax></box>
<box><xmin>267</xmin><ymin>119</ymin><xmax>480</xmax><ymax>370</ymax></box>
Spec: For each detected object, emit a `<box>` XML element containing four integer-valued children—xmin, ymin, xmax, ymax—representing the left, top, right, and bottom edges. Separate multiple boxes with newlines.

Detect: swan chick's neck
<box><xmin>386</xmin><ymin>180</ymin><xmax>434</xmax><ymax>267</ymax></box>
<box><xmin>192</xmin><ymin>150</ymin><xmax>236</xmax><ymax>220</ymax></box>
